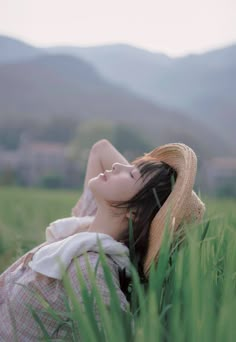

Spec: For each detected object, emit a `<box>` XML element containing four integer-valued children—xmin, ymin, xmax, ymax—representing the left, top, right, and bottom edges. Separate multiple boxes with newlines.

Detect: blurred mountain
<box><xmin>0</xmin><ymin>35</ymin><xmax>44</xmax><ymax>63</ymax></box>
<box><xmin>0</xmin><ymin>35</ymin><xmax>234</xmax><ymax>159</ymax></box>
<box><xmin>47</xmin><ymin>42</ymin><xmax>236</xmax><ymax>146</ymax></box>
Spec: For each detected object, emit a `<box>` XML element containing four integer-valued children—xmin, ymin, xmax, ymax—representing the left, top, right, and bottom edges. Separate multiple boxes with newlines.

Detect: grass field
<box><xmin>0</xmin><ymin>186</ymin><xmax>236</xmax><ymax>341</ymax></box>
<box><xmin>0</xmin><ymin>186</ymin><xmax>80</xmax><ymax>272</ymax></box>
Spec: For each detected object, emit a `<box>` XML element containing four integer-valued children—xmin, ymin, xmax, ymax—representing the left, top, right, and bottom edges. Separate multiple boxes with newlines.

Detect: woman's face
<box><xmin>88</xmin><ymin>162</ymin><xmax>145</xmax><ymax>204</ymax></box>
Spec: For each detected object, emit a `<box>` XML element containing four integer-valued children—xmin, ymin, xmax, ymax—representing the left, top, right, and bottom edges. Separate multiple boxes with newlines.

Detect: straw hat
<box><xmin>143</xmin><ymin>143</ymin><xmax>205</xmax><ymax>276</ymax></box>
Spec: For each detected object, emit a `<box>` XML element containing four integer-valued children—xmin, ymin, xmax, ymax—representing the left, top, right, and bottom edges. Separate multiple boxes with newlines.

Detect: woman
<box><xmin>0</xmin><ymin>139</ymin><xmax>205</xmax><ymax>340</ymax></box>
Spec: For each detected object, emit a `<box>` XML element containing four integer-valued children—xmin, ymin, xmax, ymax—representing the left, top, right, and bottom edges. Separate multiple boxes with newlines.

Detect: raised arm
<box><xmin>72</xmin><ymin>139</ymin><xmax>129</xmax><ymax>216</ymax></box>
<box><xmin>84</xmin><ymin>139</ymin><xmax>129</xmax><ymax>188</ymax></box>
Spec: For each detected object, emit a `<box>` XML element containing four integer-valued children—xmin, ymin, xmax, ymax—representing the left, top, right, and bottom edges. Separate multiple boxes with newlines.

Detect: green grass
<box><xmin>0</xmin><ymin>186</ymin><xmax>236</xmax><ymax>341</ymax></box>
<box><xmin>0</xmin><ymin>185</ymin><xmax>80</xmax><ymax>272</ymax></box>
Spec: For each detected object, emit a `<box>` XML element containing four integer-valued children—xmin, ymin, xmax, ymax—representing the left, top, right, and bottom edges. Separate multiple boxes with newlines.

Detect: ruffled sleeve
<box><xmin>46</xmin><ymin>216</ymin><xmax>94</xmax><ymax>242</ymax></box>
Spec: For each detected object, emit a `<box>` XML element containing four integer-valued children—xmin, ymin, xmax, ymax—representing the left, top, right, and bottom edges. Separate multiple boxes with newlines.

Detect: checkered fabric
<box><xmin>0</xmin><ymin>188</ymin><xmax>129</xmax><ymax>341</ymax></box>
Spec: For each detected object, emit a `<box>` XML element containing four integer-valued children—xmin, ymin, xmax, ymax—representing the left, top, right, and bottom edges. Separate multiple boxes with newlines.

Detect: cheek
<box><xmin>88</xmin><ymin>177</ymin><xmax>114</xmax><ymax>200</ymax></box>
<box><xmin>108</xmin><ymin>182</ymin><xmax>140</xmax><ymax>201</ymax></box>
<box><xmin>89</xmin><ymin>176</ymin><xmax>142</xmax><ymax>202</ymax></box>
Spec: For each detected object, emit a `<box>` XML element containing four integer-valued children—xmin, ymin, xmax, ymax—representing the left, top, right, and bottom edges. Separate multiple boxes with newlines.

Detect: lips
<box><xmin>100</xmin><ymin>173</ymin><xmax>107</xmax><ymax>181</ymax></box>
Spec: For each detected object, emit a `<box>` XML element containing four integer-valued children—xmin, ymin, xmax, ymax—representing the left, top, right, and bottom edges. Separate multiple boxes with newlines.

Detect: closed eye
<box><xmin>130</xmin><ymin>172</ymin><xmax>134</xmax><ymax>178</ymax></box>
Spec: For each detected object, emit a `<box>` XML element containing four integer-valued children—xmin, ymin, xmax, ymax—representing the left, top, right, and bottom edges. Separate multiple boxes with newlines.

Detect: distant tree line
<box><xmin>0</xmin><ymin>118</ymin><xmax>153</xmax><ymax>189</ymax></box>
<box><xmin>1</xmin><ymin>117</ymin><xmax>235</xmax><ymax>197</ymax></box>
<box><xmin>0</xmin><ymin>116</ymin><xmax>152</xmax><ymax>154</ymax></box>
<box><xmin>0</xmin><ymin>116</ymin><xmax>79</xmax><ymax>149</ymax></box>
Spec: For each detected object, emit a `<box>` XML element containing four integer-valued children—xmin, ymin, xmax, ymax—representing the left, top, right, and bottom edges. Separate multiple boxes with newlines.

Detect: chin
<box><xmin>88</xmin><ymin>174</ymin><xmax>99</xmax><ymax>186</ymax></box>
<box><xmin>88</xmin><ymin>178</ymin><xmax>96</xmax><ymax>191</ymax></box>
<box><xmin>88</xmin><ymin>179</ymin><xmax>103</xmax><ymax>200</ymax></box>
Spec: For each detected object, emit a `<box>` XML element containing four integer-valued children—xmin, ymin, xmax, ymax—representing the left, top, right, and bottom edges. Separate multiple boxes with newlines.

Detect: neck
<box><xmin>87</xmin><ymin>202</ymin><xmax>128</xmax><ymax>241</ymax></box>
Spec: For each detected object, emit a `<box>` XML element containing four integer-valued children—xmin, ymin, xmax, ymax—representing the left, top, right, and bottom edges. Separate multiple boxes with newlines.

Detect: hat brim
<box><xmin>143</xmin><ymin>143</ymin><xmax>205</xmax><ymax>276</ymax></box>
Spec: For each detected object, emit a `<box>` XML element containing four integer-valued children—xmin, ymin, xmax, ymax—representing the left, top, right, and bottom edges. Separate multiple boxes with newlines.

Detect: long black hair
<box><xmin>113</xmin><ymin>156</ymin><xmax>177</xmax><ymax>300</ymax></box>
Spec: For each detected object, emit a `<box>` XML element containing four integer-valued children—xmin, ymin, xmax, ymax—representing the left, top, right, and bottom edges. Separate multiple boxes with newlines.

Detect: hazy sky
<box><xmin>0</xmin><ymin>0</ymin><xmax>235</xmax><ymax>56</ymax></box>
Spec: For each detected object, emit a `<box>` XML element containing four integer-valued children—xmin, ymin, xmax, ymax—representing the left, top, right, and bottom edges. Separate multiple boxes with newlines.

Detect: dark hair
<box><xmin>114</xmin><ymin>156</ymin><xmax>177</xmax><ymax>299</ymax></box>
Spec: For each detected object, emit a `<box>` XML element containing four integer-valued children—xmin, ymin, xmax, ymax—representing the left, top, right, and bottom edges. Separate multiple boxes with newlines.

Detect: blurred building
<box><xmin>201</xmin><ymin>157</ymin><xmax>236</xmax><ymax>196</ymax></box>
<box><xmin>0</xmin><ymin>149</ymin><xmax>19</xmax><ymax>170</ymax></box>
<box><xmin>0</xmin><ymin>137</ymin><xmax>80</xmax><ymax>188</ymax></box>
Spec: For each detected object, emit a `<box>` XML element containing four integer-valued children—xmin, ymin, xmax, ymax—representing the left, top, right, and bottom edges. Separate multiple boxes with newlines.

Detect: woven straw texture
<box><xmin>144</xmin><ymin>143</ymin><xmax>205</xmax><ymax>275</ymax></box>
